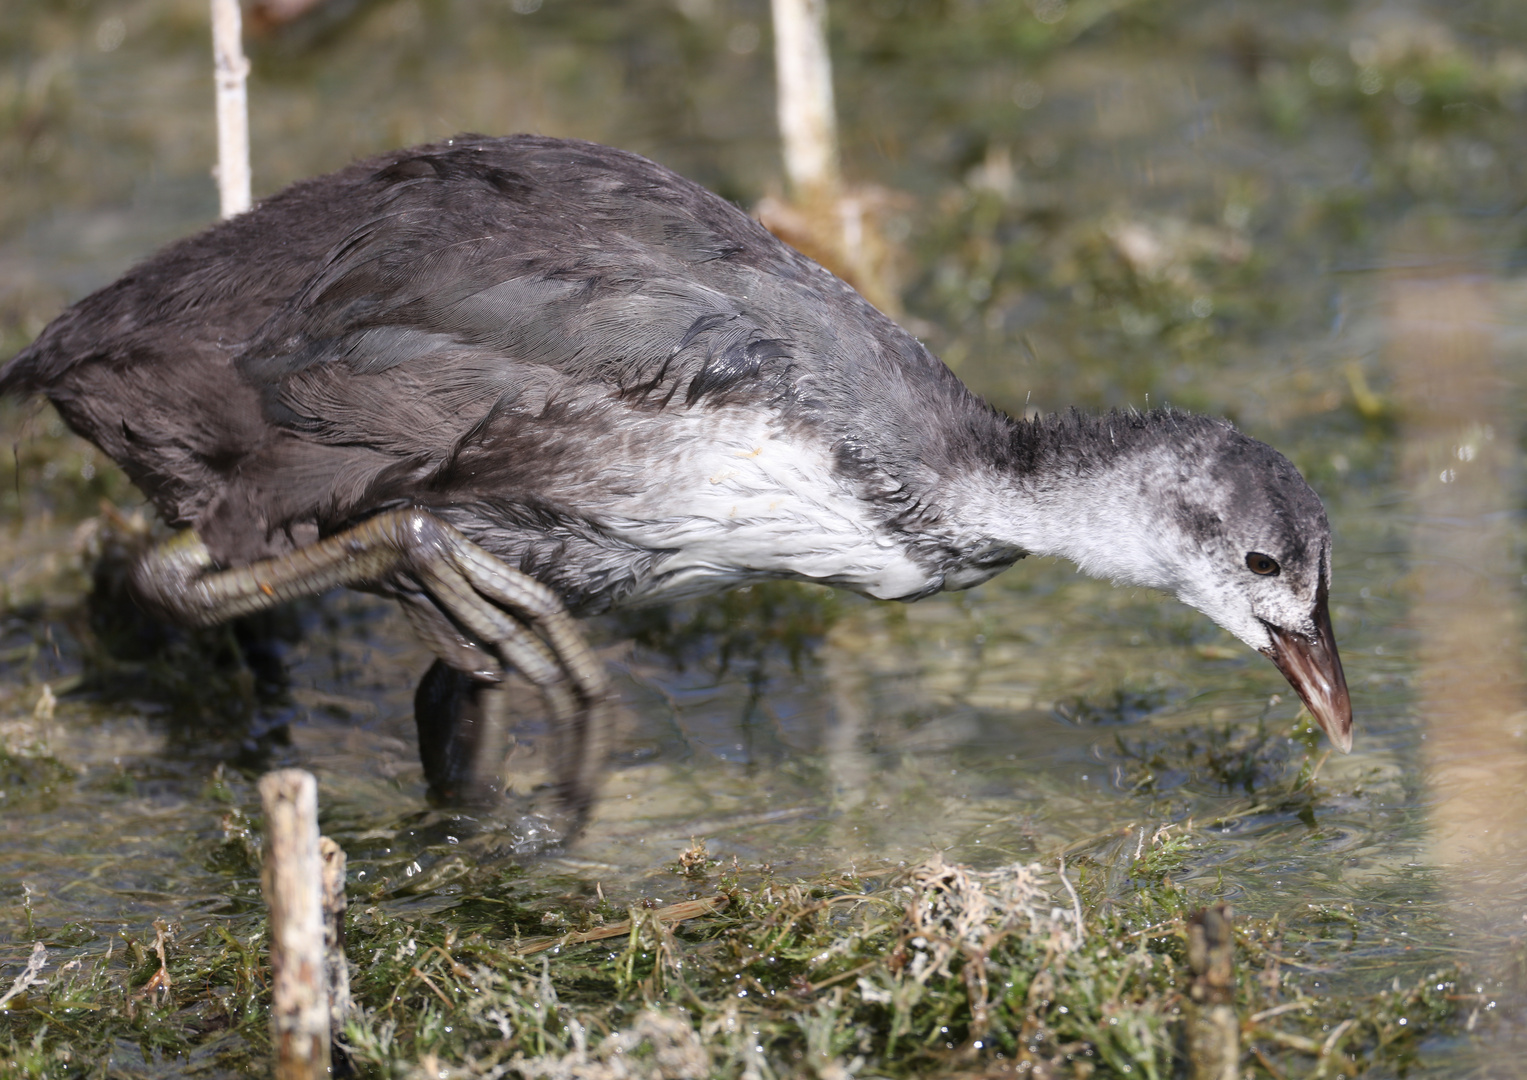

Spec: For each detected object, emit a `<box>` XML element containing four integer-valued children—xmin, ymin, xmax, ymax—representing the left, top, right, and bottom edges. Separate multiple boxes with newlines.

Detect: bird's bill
<box><xmin>1260</xmin><ymin>581</ymin><xmax>1353</xmax><ymax>752</ymax></box>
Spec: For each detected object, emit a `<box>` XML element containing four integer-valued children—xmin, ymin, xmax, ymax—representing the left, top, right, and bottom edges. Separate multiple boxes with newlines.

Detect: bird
<box><xmin>0</xmin><ymin>134</ymin><xmax>1351</xmax><ymax>824</ymax></box>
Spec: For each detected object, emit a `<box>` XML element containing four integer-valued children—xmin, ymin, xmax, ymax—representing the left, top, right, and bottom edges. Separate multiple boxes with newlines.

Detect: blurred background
<box><xmin>2</xmin><ymin>0</ymin><xmax>1526</xmax><ymax>1075</ymax></box>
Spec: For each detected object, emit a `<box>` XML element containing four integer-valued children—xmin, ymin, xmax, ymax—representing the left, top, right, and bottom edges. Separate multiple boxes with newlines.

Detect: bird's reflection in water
<box><xmin>1385</xmin><ymin>244</ymin><xmax>1527</xmax><ymax>952</ymax></box>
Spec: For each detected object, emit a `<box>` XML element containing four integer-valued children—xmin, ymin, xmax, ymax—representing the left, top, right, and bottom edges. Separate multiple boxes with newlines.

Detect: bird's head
<box><xmin>1035</xmin><ymin>414</ymin><xmax>1353</xmax><ymax>750</ymax></box>
<box><xmin>1151</xmin><ymin>428</ymin><xmax>1353</xmax><ymax>751</ymax></box>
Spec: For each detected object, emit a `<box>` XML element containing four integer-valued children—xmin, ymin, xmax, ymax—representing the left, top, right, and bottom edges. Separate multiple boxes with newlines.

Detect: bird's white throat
<box><xmin>957</xmin><ymin>444</ymin><xmax>1199</xmax><ymax>595</ymax></box>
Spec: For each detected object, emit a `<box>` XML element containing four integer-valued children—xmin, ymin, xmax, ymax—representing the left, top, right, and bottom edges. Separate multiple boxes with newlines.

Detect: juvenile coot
<box><xmin>0</xmin><ymin>135</ymin><xmax>1350</xmax><ymax>820</ymax></box>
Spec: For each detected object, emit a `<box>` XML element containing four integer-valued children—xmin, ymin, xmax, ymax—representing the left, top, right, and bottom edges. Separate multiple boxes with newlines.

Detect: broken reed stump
<box><xmin>1185</xmin><ymin>904</ymin><xmax>1240</xmax><ymax>1080</ymax></box>
<box><xmin>260</xmin><ymin>769</ymin><xmax>341</xmax><ymax>1080</ymax></box>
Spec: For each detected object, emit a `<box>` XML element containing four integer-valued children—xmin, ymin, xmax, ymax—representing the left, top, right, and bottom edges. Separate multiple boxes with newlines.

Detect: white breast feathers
<box><xmin>593</xmin><ymin>410</ymin><xmax>937</xmax><ymax>604</ymax></box>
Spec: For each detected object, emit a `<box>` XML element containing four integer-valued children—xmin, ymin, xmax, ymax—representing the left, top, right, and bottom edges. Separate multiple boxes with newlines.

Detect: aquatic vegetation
<box><xmin>0</xmin><ymin>696</ymin><xmax>1507</xmax><ymax>1073</ymax></box>
<box><xmin>0</xmin><ymin>743</ymin><xmax>73</xmax><ymax>812</ymax></box>
<box><xmin>0</xmin><ymin>809</ymin><xmax>1504</xmax><ymax>1077</ymax></box>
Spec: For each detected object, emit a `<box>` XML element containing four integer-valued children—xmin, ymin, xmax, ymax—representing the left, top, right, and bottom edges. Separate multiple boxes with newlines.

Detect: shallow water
<box><xmin>3</xmin><ymin>0</ymin><xmax>1527</xmax><ymax>1073</ymax></box>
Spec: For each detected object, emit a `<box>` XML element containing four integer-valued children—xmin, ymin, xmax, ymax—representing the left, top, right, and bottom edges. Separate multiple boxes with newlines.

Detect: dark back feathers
<box><xmin>2</xmin><ymin>135</ymin><xmax>1006</xmax><ymax>567</ymax></box>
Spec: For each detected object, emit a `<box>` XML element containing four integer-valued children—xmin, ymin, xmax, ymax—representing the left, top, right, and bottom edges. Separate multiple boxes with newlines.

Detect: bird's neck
<box><xmin>1009</xmin><ymin>461</ymin><xmax>1179</xmax><ymax>591</ymax></box>
<box><xmin>943</xmin><ymin>410</ymin><xmax>1199</xmax><ymax>594</ymax></box>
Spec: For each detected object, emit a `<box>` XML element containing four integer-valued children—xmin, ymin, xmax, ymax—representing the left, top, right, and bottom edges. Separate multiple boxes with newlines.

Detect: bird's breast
<box><xmin>588</xmin><ymin>410</ymin><xmax>939</xmax><ymax>605</ymax></box>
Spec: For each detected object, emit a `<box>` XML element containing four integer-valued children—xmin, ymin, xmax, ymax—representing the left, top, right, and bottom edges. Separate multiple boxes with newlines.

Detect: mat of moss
<box><xmin>1</xmin><ymin>816</ymin><xmax>1500</xmax><ymax>1080</ymax></box>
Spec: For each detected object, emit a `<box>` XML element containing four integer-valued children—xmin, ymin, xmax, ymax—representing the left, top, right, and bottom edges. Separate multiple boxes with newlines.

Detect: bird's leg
<box><xmin>413</xmin><ymin>659</ymin><xmax>515</xmax><ymax>805</ymax></box>
<box><xmin>129</xmin><ymin>508</ymin><xmax>610</xmax><ymax>821</ymax></box>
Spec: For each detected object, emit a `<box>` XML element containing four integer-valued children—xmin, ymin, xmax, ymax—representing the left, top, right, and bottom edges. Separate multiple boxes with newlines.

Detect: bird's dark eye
<box><xmin>1246</xmin><ymin>552</ymin><xmax>1280</xmax><ymax>576</ymax></box>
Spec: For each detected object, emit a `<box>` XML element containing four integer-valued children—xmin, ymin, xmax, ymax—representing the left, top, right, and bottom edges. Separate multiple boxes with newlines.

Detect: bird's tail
<box><xmin>0</xmin><ymin>307</ymin><xmax>76</xmax><ymax>398</ymax></box>
<box><xmin>0</xmin><ymin>338</ymin><xmax>45</xmax><ymax>397</ymax></box>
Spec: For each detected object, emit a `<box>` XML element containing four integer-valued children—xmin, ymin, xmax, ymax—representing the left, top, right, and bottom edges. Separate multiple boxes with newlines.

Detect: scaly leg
<box><xmin>128</xmin><ymin>508</ymin><xmax>610</xmax><ymax>823</ymax></box>
<box><xmin>413</xmin><ymin>659</ymin><xmax>516</xmax><ymax>805</ymax></box>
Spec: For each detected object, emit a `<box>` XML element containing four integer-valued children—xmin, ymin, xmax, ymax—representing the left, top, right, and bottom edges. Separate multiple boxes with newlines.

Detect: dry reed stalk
<box><xmin>770</xmin><ymin>0</ymin><xmax>839</xmax><ymax>198</ymax></box>
<box><xmin>762</xmin><ymin>0</ymin><xmax>905</xmax><ymax>314</ymax></box>
<box><xmin>259</xmin><ymin>769</ymin><xmax>329</xmax><ymax>1080</ymax></box>
<box><xmin>1185</xmin><ymin>904</ymin><xmax>1239</xmax><ymax>1080</ymax></box>
<box><xmin>210</xmin><ymin>0</ymin><xmax>251</xmax><ymax>217</ymax></box>
<box><xmin>509</xmin><ymin>895</ymin><xmax>729</xmax><ymax>957</ymax></box>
